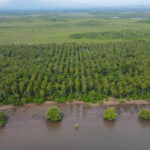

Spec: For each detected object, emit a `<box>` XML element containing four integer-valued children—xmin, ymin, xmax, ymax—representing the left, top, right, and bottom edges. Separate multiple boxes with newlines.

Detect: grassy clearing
<box><xmin>0</xmin><ymin>10</ymin><xmax>150</xmax><ymax>44</ymax></box>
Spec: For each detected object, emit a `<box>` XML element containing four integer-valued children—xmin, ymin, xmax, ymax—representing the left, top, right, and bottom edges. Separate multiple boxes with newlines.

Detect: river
<box><xmin>0</xmin><ymin>103</ymin><xmax>150</xmax><ymax>150</ymax></box>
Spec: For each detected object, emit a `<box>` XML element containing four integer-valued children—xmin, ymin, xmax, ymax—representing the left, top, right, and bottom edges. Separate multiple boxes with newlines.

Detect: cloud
<box><xmin>40</xmin><ymin>0</ymin><xmax>150</xmax><ymax>6</ymax></box>
<box><xmin>1</xmin><ymin>0</ymin><xmax>150</xmax><ymax>9</ymax></box>
<box><xmin>0</xmin><ymin>0</ymin><xmax>12</xmax><ymax>6</ymax></box>
<box><xmin>40</xmin><ymin>0</ymin><xmax>110</xmax><ymax>7</ymax></box>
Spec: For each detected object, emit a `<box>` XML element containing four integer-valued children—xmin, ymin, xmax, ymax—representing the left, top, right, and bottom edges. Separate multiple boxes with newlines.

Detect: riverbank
<box><xmin>0</xmin><ymin>99</ymin><xmax>150</xmax><ymax>111</ymax></box>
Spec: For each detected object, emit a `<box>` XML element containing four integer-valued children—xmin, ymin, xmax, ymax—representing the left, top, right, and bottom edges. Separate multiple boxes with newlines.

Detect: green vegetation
<box><xmin>33</xmin><ymin>98</ymin><xmax>44</xmax><ymax>105</ymax></box>
<box><xmin>98</xmin><ymin>100</ymin><xmax>104</xmax><ymax>105</ymax></box>
<box><xmin>0</xmin><ymin>10</ymin><xmax>150</xmax><ymax>44</ymax></box>
<box><xmin>0</xmin><ymin>10</ymin><xmax>150</xmax><ymax>105</ymax></box>
<box><xmin>0</xmin><ymin>112</ymin><xmax>5</xmax><ymax>127</ymax></box>
<box><xmin>138</xmin><ymin>108</ymin><xmax>150</xmax><ymax>120</ymax></box>
<box><xmin>119</xmin><ymin>99</ymin><xmax>126</xmax><ymax>104</ymax></box>
<box><xmin>138</xmin><ymin>20</ymin><xmax>150</xmax><ymax>24</ymax></box>
<box><xmin>74</xmin><ymin>123</ymin><xmax>79</xmax><ymax>128</ymax></box>
<box><xmin>103</xmin><ymin>107</ymin><xmax>117</xmax><ymax>121</ymax></box>
<box><xmin>0</xmin><ymin>41</ymin><xmax>150</xmax><ymax>105</ymax></box>
<box><xmin>46</xmin><ymin>106</ymin><xmax>62</xmax><ymax>121</ymax></box>
<box><xmin>70</xmin><ymin>30</ymin><xmax>150</xmax><ymax>40</ymax></box>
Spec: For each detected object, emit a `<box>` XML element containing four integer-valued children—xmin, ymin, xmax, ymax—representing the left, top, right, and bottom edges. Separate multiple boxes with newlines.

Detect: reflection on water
<box><xmin>103</xmin><ymin>119</ymin><xmax>116</xmax><ymax>129</ymax></box>
<box><xmin>0</xmin><ymin>104</ymin><xmax>150</xmax><ymax>150</ymax></box>
<box><xmin>46</xmin><ymin>121</ymin><xmax>62</xmax><ymax>132</ymax></box>
<box><xmin>138</xmin><ymin>118</ymin><xmax>150</xmax><ymax>128</ymax></box>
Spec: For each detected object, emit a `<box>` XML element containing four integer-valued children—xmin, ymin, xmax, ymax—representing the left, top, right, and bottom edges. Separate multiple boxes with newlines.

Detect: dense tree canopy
<box><xmin>0</xmin><ymin>41</ymin><xmax>150</xmax><ymax>105</ymax></box>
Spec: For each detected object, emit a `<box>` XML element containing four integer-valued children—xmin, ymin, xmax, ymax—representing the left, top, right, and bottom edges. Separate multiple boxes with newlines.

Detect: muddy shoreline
<box><xmin>0</xmin><ymin>100</ymin><xmax>150</xmax><ymax>111</ymax></box>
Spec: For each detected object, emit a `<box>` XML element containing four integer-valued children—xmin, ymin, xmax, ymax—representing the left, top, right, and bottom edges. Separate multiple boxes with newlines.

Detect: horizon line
<box><xmin>0</xmin><ymin>5</ymin><xmax>150</xmax><ymax>11</ymax></box>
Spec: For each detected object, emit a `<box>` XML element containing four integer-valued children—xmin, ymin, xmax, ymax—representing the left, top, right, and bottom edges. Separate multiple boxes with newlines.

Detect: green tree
<box><xmin>103</xmin><ymin>107</ymin><xmax>117</xmax><ymax>121</ymax></box>
<box><xmin>0</xmin><ymin>112</ymin><xmax>5</xmax><ymax>127</ymax></box>
<box><xmin>68</xmin><ymin>80</ymin><xmax>73</xmax><ymax>94</ymax></box>
<box><xmin>138</xmin><ymin>108</ymin><xmax>150</xmax><ymax>120</ymax></box>
<box><xmin>75</xmin><ymin>78</ymin><xmax>80</xmax><ymax>97</ymax></box>
<box><xmin>46</xmin><ymin>106</ymin><xmax>62</xmax><ymax>121</ymax></box>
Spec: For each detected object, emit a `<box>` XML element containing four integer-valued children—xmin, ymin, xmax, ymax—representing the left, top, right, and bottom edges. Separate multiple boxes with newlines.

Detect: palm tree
<box><xmin>68</xmin><ymin>80</ymin><xmax>73</xmax><ymax>94</ymax></box>
<box><xmin>75</xmin><ymin>78</ymin><xmax>80</xmax><ymax>97</ymax></box>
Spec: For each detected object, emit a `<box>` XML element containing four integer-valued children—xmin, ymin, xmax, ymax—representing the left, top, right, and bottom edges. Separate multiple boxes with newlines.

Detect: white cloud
<box><xmin>1</xmin><ymin>0</ymin><xmax>150</xmax><ymax>8</ymax></box>
<box><xmin>40</xmin><ymin>0</ymin><xmax>150</xmax><ymax>6</ymax></box>
<box><xmin>0</xmin><ymin>0</ymin><xmax>12</xmax><ymax>6</ymax></box>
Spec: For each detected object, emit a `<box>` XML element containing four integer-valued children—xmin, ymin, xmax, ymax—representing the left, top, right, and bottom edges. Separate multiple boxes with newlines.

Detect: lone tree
<box><xmin>0</xmin><ymin>111</ymin><xmax>5</xmax><ymax>127</ymax></box>
<box><xmin>103</xmin><ymin>107</ymin><xmax>117</xmax><ymax>121</ymax></box>
<box><xmin>138</xmin><ymin>108</ymin><xmax>150</xmax><ymax>120</ymax></box>
<box><xmin>46</xmin><ymin>106</ymin><xmax>62</xmax><ymax>121</ymax></box>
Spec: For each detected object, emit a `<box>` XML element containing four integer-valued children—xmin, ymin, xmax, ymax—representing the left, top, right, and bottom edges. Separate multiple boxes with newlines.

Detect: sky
<box><xmin>0</xmin><ymin>0</ymin><xmax>150</xmax><ymax>9</ymax></box>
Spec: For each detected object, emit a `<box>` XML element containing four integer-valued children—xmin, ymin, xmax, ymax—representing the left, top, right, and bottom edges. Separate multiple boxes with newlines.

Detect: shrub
<box><xmin>138</xmin><ymin>108</ymin><xmax>150</xmax><ymax>120</ymax></box>
<box><xmin>103</xmin><ymin>107</ymin><xmax>117</xmax><ymax>121</ymax></box>
<box><xmin>119</xmin><ymin>98</ymin><xmax>126</xmax><ymax>104</ymax></box>
<box><xmin>98</xmin><ymin>100</ymin><xmax>104</xmax><ymax>104</ymax></box>
<box><xmin>55</xmin><ymin>97</ymin><xmax>67</xmax><ymax>103</ymax></box>
<box><xmin>74</xmin><ymin>123</ymin><xmax>79</xmax><ymax>128</ymax></box>
<box><xmin>85</xmin><ymin>103</ymin><xmax>91</xmax><ymax>107</ymax></box>
<box><xmin>46</xmin><ymin>106</ymin><xmax>62</xmax><ymax>121</ymax></box>
<box><xmin>0</xmin><ymin>111</ymin><xmax>5</xmax><ymax>127</ymax></box>
<box><xmin>33</xmin><ymin>98</ymin><xmax>44</xmax><ymax>105</ymax></box>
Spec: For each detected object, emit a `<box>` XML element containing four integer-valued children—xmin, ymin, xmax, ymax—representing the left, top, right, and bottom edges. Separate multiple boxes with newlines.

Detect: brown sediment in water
<box><xmin>1</xmin><ymin>103</ymin><xmax>150</xmax><ymax>150</ymax></box>
<box><xmin>0</xmin><ymin>100</ymin><xmax>150</xmax><ymax>111</ymax></box>
<box><xmin>71</xmin><ymin>100</ymin><xmax>150</xmax><ymax>106</ymax></box>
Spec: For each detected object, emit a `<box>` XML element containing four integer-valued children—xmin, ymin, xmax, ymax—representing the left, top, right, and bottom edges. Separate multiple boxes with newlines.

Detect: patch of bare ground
<box><xmin>0</xmin><ymin>99</ymin><xmax>150</xmax><ymax>111</ymax></box>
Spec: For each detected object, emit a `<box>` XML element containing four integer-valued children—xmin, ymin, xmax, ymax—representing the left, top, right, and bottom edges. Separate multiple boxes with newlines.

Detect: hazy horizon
<box><xmin>0</xmin><ymin>0</ymin><xmax>150</xmax><ymax>10</ymax></box>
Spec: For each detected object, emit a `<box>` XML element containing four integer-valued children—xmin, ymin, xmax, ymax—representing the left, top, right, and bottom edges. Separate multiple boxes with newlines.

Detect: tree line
<box><xmin>0</xmin><ymin>41</ymin><xmax>150</xmax><ymax>105</ymax></box>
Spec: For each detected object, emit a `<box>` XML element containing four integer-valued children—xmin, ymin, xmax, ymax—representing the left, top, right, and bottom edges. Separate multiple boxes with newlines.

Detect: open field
<box><xmin>1</xmin><ymin>10</ymin><xmax>150</xmax><ymax>44</ymax></box>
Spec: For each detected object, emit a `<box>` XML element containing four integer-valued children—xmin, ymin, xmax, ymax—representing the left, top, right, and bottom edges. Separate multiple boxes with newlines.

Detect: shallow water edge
<box><xmin>0</xmin><ymin>100</ymin><xmax>150</xmax><ymax>111</ymax></box>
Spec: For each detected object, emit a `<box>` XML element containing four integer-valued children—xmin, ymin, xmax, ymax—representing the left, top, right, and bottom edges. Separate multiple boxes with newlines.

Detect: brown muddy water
<box><xmin>0</xmin><ymin>104</ymin><xmax>150</xmax><ymax>150</ymax></box>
